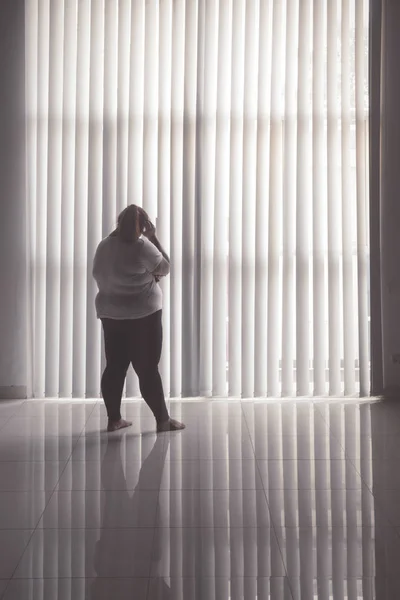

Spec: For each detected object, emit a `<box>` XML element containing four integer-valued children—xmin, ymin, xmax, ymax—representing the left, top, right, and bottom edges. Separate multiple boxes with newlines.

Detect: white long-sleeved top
<box><xmin>92</xmin><ymin>235</ymin><xmax>170</xmax><ymax>320</ymax></box>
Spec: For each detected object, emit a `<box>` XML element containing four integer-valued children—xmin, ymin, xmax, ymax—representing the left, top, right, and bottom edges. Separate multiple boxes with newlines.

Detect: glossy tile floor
<box><xmin>0</xmin><ymin>398</ymin><xmax>400</xmax><ymax>599</ymax></box>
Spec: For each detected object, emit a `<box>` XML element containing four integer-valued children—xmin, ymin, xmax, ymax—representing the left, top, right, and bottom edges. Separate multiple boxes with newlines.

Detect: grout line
<box><xmin>0</xmin><ymin>580</ymin><xmax>11</xmax><ymax>600</ymax></box>
<box><xmin>0</xmin><ymin>416</ymin><xmax>13</xmax><ymax>435</ymax></box>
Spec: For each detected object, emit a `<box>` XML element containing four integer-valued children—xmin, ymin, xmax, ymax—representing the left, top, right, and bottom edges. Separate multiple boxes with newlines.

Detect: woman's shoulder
<box><xmin>104</xmin><ymin>233</ymin><xmax>143</xmax><ymax>245</ymax></box>
<box><xmin>96</xmin><ymin>234</ymin><xmax>144</xmax><ymax>256</ymax></box>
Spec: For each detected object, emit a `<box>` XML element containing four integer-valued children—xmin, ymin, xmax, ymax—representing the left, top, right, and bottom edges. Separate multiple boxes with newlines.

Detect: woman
<box><xmin>92</xmin><ymin>204</ymin><xmax>185</xmax><ymax>433</ymax></box>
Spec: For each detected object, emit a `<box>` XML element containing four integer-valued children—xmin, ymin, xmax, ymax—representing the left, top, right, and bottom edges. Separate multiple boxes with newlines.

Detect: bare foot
<box><xmin>157</xmin><ymin>418</ymin><xmax>186</xmax><ymax>433</ymax></box>
<box><xmin>107</xmin><ymin>419</ymin><xmax>132</xmax><ymax>433</ymax></box>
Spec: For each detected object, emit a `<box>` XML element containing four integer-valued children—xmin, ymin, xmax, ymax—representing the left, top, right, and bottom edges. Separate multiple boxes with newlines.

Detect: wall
<box><xmin>0</xmin><ymin>0</ymin><xmax>27</xmax><ymax>399</ymax></box>
<box><xmin>378</xmin><ymin>0</ymin><xmax>400</xmax><ymax>395</ymax></box>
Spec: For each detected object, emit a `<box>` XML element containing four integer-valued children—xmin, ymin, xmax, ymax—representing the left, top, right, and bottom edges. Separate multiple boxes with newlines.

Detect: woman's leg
<box><xmin>101</xmin><ymin>318</ymin><xmax>131</xmax><ymax>425</ymax></box>
<box><xmin>130</xmin><ymin>311</ymin><xmax>170</xmax><ymax>424</ymax></box>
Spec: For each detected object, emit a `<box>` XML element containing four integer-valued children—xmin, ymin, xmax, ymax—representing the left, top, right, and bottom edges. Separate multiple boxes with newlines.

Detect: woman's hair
<box><xmin>115</xmin><ymin>204</ymin><xmax>147</xmax><ymax>243</ymax></box>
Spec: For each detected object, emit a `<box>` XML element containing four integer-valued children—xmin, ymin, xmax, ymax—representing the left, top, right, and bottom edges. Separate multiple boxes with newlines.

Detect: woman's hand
<box><xmin>142</xmin><ymin>219</ymin><xmax>156</xmax><ymax>240</ymax></box>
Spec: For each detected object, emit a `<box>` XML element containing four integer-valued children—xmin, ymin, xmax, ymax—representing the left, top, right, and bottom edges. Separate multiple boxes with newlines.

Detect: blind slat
<box><xmin>59</xmin><ymin>0</ymin><xmax>78</xmax><ymax>397</ymax></box>
<box><xmin>86</xmin><ymin>0</ymin><xmax>105</xmax><ymax>397</ymax></box>
<box><xmin>296</xmin><ymin>0</ymin><xmax>312</xmax><ymax>396</ymax></box>
<box><xmin>101</xmin><ymin>0</ymin><xmax>119</xmax><ymax>382</ymax></box>
<box><xmin>327</xmin><ymin>0</ymin><xmax>342</xmax><ymax>395</ymax></box>
<box><xmin>34</xmin><ymin>0</ymin><xmax>51</xmax><ymax>398</ymax></box>
<box><xmin>170</xmin><ymin>0</ymin><xmax>185</xmax><ymax>397</ymax></box>
<box><xmin>312</xmin><ymin>0</ymin><xmax>327</xmax><ymax>396</ymax></box>
<box><xmin>143</xmin><ymin>1</ymin><xmax>159</xmax><ymax>221</ymax></box>
<box><xmin>45</xmin><ymin>0</ymin><xmax>64</xmax><ymax>397</ymax></box>
<box><xmin>228</xmin><ymin>0</ymin><xmax>245</xmax><ymax>397</ymax></box>
<box><xmin>199</xmin><ymin>0</ymin><xmax>218</xmax><ymax>397</ymax></box>
<box><xmin>281</xmin><ymin>0</ymin><xmax>299</xmax><ymax>396</ymax></box>
<box><xmin>213</xmin><ymin>0</ymin><xmax>232</xmax><ymax>397</ymax></box>
<box><xmin>126</xmin><ymin>0</ymin><xmax>145</xmax><ymax>398</ymax></box>
<box><xmin>241</xmin><ymin>0</ymin><xmax>259</xmax><ymax>398</ymax></box>
<box><xmin>267</xmin><ymin>0</ymin><xmax>284</xmax><ymax>397</ymax></box>
<box><xmin>102</xmin><ymin>0</ymin><xmax>118</xmax><ymax>237</ymax></box>
<box><xmin>116</xmin><ymin>0</ymin><xmax>131</xmax><ymax>217</ymax></box>
<box><xmin>254</xmin><ymin>0</ymin><xmax>272</xmax><ymax>398</ymax></box>
<box><xmin>181</xmin><ymin>0</ymin><xmax>199</xmax><ymax>396</ymax></box>
<box><xmin>72</xmin><ymin>0</ymin><xmax>91</xmax><ymax>397</ymax></box>
<box><xmin>157</xmin><ymin>0</ymin><xmax>173</xmax><ymax>396</ymax></box>
<box><xmin>356</xmin><ymin>0</ymin><xmax>370</xmax><ymax>396</ymax></box>
<box><xmin>341</xmin><ymin>0</ymin><xmax>357</xmax><ymax>395</ymax></box>
<box><xmin>25</xmin><ymin>0</ymin><xmax>39</xmax><ymax>398</ymax></box>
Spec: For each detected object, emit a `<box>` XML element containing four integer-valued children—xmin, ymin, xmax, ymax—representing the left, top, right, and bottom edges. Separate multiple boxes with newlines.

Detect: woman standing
<box><xmin>92</xmin><ymin>204</ymin><xmax>185</xmax><ymax>433</ymax></box>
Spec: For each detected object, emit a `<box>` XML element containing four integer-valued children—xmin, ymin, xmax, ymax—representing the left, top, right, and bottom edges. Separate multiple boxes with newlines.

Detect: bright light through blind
<box><xmin>25</xmin><ymin>0</ymin><xmax>370</xmax><ymax>399</ymax></box>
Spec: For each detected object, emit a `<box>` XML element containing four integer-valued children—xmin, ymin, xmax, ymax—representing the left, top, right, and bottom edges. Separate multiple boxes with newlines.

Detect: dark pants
<box><xmin>101</xmin><ymin>310</ymin><xmax>169</xmax><ymax>423</ymax></box>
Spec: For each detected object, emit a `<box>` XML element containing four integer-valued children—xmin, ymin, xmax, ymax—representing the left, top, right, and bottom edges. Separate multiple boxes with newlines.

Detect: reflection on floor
<box><xmin>0</xmin><ymin>397</ymin><xmax>399</xmax><ymax>599</ymax></box>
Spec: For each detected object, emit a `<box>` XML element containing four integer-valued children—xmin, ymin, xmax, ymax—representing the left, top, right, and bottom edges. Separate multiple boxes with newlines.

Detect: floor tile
<box><xmin>57</xmin><ymin>459</ymin><xmax>164</xmax><ymax>491</ymax></box>
<box><xmin>0</xmin><ymin>401</ymin><xmax>26</xmax><ymax>418</ymax></box>
<box><xmin>1</xmin><ymin>416</ymin><xmax>88</xmax><ymax>439</ymax></box>
<box><xmin>367</xmin><ymin>435</ymin><xmax>400</xmax><ymax>461</ymax></box>
<box><xmin>168</xmin><ymin>417</ymin><xmax>250</xmax><ymax>440</ymax></box>
<box><xmin>0</xmin><ymin>437</ymin><xmax>79</xmax><ymax>462</ymax></box>
<box><xmin>168</xmin><ymin>418</ymin><xmax>251</xmax><ymax>437</ymax></box>
<box><xmin>0</xmin><ymin>530</ymin><xmax>33</xmax><ymax>579</ymax></box>
<box><xmin>251</xmin><ymin>435</ymin><xmax>345</xmax><ymax>460</ymax></box>
<box><xmin>173</xmin><ymin>412</ymin><xmax>246</xmax><ymax>423</ymax></box>
<box><xmin>84</xmin><ymin>414</ymin><xmax>157</xmax><ymax>435</ymax></box>
<box><xmin>0</xmin><ymin>462</ymin><xmax>66</xmax><ymax>492</ymax></box>
<box><xmin>160</xmin><ymin>460</ymin><xmax>263</xmax><ymax>490</ymax></box>
<box><xmin>372</xmin><ymin>576</ymin><xmax>400</xmax><ymax>600</ymax></box>
<box><xmin>168</xmin><ymin>401</ymin><xmax>244</xmax><ymax>418</ymax></box>
<box><xmin>0</xmin><ymin>492</ymin><xmax>50</xmax><ymax>529</ymax></box>
<box><xmin>17</xmin><ymin>401</ymin><xmax>97</xmax><ymax>418</ymax></box>
<box><xmin>150</xmin><ymin>528</ymin><xmax>286</xmax><ymax>578</ymax></box>
<box><xmin>373</xmin><ymin>489</ymin><xmax>400</xmax><ymax>526</ymax></box>
<box><xmin>288</xmin><ymin>577</ymin><xmax>374</xmax><ymax>600</ymax></box>
<box><xmin>257</xmin><ymin>459</ymin><xmax>363</xmax><ymax>490</ymax></box>
<box><xmin>39</xmin><ymin>490</ymin><xmax>159</xmax><ymax>529</ymax></box>
<box><xmin>267</xmin><ymin>487</ymin><xmax>374</xmax><ymax>528</ymax></box>
<box><xmin>334</xmin><ymin>435</ymin><xmax>375</xmax><ymax>460</ymax></box>
<box><xmin>71</xmin><ymin>433</ymin><xmax>164</xmax><ymax>462</ymax></box>
<box><xmin>13</xmin><ymin>528</ymin><xmax>155</xmax><ymax>578</ymax></box>
<box><xmin>92</xmin><ymin>400</ymin><xmax>156</xmax><ymax>418</ymax></box>
<box><xmin>365</xmin><ymin>410</ymin><xmax>400</xmax><ymax>436</ymax></box>
<box><xmin>156</xmin><ymin>490</ymin><xmax>271</xmax><ymax>528</ymax></box>
<box><xmin>0</xmin><ymin>418</ymin><xmax>11</xmax><ymax>432</ymax></box>
<box><xmin>2</xmin><ymin>578</ymin><xmax>149</xmax><ymax>600</ymax></box>
<box><xmin>274</xmin><ymin>526</ymin><xmax>374</xmax><ymax>579</ymax></box>
<box><xmin>244</xmin><ymin>403</ymin><xmax>329</xmax><ymax>437</ymax></box>
<box><xmin>147</xmin><ymin>577</ymin><xmax>293</xmax><ymax>600</ymax></box>
<box><xmin>369</xmin><ymin>460</ymin><xmax>400</xmax><ymax>489</ymax></box>
<box><xmin>0</xmin><ymin>580</ymin><xmax>8</xmax><ymax>598</ymax></box>
<box><xmin>164</xmin><ymin>432</ymin><xmax>255</xmax><ymax>461</ymax></box>
<box><xmin>373</xmin><ymin>526</ymin><xmax>400</xmax><ymax>576</ymax></box>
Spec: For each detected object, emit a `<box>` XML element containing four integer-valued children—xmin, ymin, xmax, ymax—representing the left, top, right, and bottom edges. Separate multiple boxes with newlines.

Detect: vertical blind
<box><xmin>25</xmin><ymin>0</ymin><xmax>370</xmax><ymax>399</ymax></box>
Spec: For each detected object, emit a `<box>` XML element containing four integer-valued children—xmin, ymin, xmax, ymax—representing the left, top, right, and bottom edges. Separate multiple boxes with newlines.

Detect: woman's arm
<box><xmin>141</xmin><ymin>219</ymin><xmax>170</xmax><ymax>282</ymax></box>
<box><xmin>148</xmin><ymin>234</ymin><xmax>170</xmax><ymax>264</ymax></box>
<box><xmin>152</xmin><ymin>257</ymin><xmax>170</xmax><ymax>278</ymax></box>
<box><xmin>142</xmin><ymin>219</ymin><xmax>170</xmax><ymax>265</ymax></box>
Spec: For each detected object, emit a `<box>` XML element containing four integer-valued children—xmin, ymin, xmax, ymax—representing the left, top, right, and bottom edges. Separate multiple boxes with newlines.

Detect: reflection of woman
<box><xmin>92</xmin><ymin>434</ymin><xmax>172</xmax><ymax>597</ymax></box>
<box><xmin>92</xmin><ymin>205</ymin><xmax>184</xmax><ymax>433</ymax></box>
